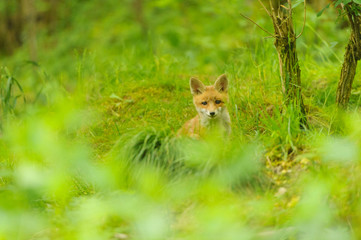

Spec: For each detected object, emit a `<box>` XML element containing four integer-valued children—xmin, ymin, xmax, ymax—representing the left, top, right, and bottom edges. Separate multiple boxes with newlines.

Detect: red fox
<box><xmin>178</xmin><ymin>74</ymin><xmax>231</xmax><ymax>138</ymax></box>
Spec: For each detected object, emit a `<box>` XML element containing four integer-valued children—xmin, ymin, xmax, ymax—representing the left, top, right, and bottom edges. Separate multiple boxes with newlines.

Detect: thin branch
<box><xmin>258</xmin><ymin>0</ymin><xmax>272</xmax><ymax>17</ymax></box>
<box><xmin>280</xmin><ymin>4</ymin><xmax>288</xmax><ymax>10</ymax></box>
<box><xmin>286</xmin><ymin>0</ymin><xmax>294</xmax><ymax>34</ymax></box>
<box><xmin>269</xmin><ymin>0</ymin><xmax>275</xmax><ymax>13</ymax></box>
<box><xmin>268</xmin><ymin>0</ymin><xmax>282</xmax><ymax>37</ymax></box>
<box><xmin>288</xmin><ymin>0</ymin><xmax>292</xmax><ymax>21</ymax></box>
<box><xmin>269</xmin><ymin>0</ymin><xmax>277</xmax><ymax>18</ymax></box>
<box><xmin>296</xmin><ymin>0</ymin><xmax>307</xmax><ymax>39</ymax></box>
<box><xmin>240</xmin><ymin>12</ymin><xmax>275</xmax><ymax>37</ymax></box>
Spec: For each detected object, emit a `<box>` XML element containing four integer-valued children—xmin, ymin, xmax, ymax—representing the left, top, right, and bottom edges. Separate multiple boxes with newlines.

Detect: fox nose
<box><xmin>210</xmin><ymin>112</ymin><xmax>215</xmax><ymax>116</ymax></box>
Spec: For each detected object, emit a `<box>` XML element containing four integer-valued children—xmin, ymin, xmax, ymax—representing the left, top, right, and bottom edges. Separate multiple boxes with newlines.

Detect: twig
<box><xmin>269</xmin><ymin>0</ymin><xmax>275</xmax><ymax>15</ymax></box>
<box><xmin>269</xmin><ymin>0</ymin><xmax>281</xmax><ymax>18</ymax></box>
<box><xmin>296</xmin><ymin>0</ymin><xmax>307</xmax><ymax>39</ymax></box>
<box><xmin>268</xmin><ymin>0</ymin><xmax>284</xmax><ymax>38</ymax></box>
<box><xmin>288</xmin><ymin>0</ymin><xmax>293</xmax><ymax>20</ymax></box>
<box><xmin>287</xmin><ymin>0</ymin><xmax>293</xmax><ymax>34</ymax></box>
<box><xmin>258</xmin><ymin>0</ymin><xmax>272</xmax><ymax>17</ymax></box>
<box><xmin>240</xmin><ymin>12</ymin><xmax>275</xmax><ymax>37</ymax></box>
<box><xmin>280</xmin><ymin>4</ymin><xmax>288</xmax><ymax>10</ymax></box>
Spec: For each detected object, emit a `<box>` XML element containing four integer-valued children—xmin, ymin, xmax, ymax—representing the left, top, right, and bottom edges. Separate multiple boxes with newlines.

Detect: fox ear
<box><xmin>214</xmin><ymin>74</ymin><xmax>228</xmax><ymax>93</ymax></box>
<box><xmin>190</xmin><ymin>77</ymin><xmax>205</xmax><ymax>95</ymax></box>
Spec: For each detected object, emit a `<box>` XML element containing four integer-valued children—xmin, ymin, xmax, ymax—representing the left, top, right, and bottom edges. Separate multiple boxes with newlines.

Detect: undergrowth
<box><xmin>1</xmin><ymin>1</ymin><xmax>361</xmax><ymax>239</ymax></box>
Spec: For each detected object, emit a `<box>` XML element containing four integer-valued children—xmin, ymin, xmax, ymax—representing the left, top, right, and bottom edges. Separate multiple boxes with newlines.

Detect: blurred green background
<box><xmin>1</xmin><ymin>0</ymin><xmax>361</xmax><ymax>239</ymax></box>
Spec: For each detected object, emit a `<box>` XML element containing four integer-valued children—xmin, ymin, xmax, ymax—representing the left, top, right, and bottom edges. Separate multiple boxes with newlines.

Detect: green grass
<box><xmin>1</xmin><ymin>1</ymin><xmax>361</xmax><ymax>239</ymax></box>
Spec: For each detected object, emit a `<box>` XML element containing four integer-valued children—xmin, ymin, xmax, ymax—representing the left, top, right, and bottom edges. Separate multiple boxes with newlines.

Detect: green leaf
<box><xmin>109</xmin><ymin>93</ymin><xmax>122</xmax><ymax>100</ymax></box>
<box><xmin>354</xmin><ymin>0</ymin><xmax>361</xmax><ymax>4</ymax></box>
<box><xmin>334</xmin><ymin>0</ymin><xmax>342</xmax><ymax>7</ymax></box>
<box><xmin>317</xmin><ymin>3</ymin><xmax>331</xmax><ymax>17</ymax></box>
<box><xmin>330</xmin><ymin>41</ymin><xmax>339</xmax><ymax>48</ymax></box>
<box><xmin>292</xmin><ymin>0</ymin><xmax>304</xmax><ymax>9</ymax></box>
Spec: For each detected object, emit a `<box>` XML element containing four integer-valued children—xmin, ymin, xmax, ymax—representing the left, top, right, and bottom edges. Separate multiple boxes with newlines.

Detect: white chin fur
<box><xmin>206</xmin><ymin>113</ymin><xmax>217</xmax><ymax>118</ymax></box>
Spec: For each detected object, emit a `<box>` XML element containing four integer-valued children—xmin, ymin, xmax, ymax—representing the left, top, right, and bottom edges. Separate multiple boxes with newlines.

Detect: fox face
<box><xmin>190</xmin><ymin>74</ymin><xmax>229</xmax><ymax>120</ymax></box>
<box><xmin>177</xmin><ymin>74</ymin><xmax>231</xmax><ymax>138</ymax></box>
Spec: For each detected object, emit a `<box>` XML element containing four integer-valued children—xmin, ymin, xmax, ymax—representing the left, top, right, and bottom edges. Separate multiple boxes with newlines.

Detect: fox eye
<box><xmin>215</xmin><ymin>100</ymin><xmax>222</xmax><ymax>104</ymax></box>
<box><xmin>201</xmin><ymin>101</ymin><xmax>207</xmax><ymax>105</ymax></box>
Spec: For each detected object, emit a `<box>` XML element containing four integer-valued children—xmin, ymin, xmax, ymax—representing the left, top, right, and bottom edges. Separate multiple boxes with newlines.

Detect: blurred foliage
<box><xmin>1</xmin><ymin>0</ymin><xmax>361</xmax><ymax>239</ymax></box>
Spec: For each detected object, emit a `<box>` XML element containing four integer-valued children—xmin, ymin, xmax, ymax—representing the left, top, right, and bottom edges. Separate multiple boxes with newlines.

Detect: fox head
<box><xmin>190</xmin><ymin>74</ymin><xmax>229</xmax><ymax>119</ymax></box>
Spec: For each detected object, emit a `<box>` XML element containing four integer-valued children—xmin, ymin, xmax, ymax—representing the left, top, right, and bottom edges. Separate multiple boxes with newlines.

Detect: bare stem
<box><xmin>240</xmin><ymin>12</ymin><xmax>275</xmax><ymax>37</ymax></box>
<box><xmin>296</xmin><ymin>0</ymin><xmax>307</xmax><ymax>39</ymax></box>
<box><xmin>258</xmin><ymin>0</ymin><xmax>272</xmax><ymax>17</ymax></box>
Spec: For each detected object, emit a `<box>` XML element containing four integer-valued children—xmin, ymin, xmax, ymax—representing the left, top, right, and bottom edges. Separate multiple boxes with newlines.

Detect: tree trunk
<box><xmin>336</xmin><ymin>6</ymin><xmax>361</xmax><ymax>108</ymax></box>
<box><xmin>23</xmin><ymin>0</ymin><xmax>38</xmax><ymax>61</ymax></box>
<box><xmin>275</xmin><ymin>32</ymin><xmax>301</xmax><ymax>102</ymax></box>
<box><xmin>0</xmin><ymin>0</ymin><xmax>23</xmax><ymax>55</ymax></box>
<box><xmin>270</xmin><ymin>0</ymin><xmax>307</xmax><ymax>126</ymax></box>
<box><xmin>133</xmin><ymin>0</ymin><xmax>148</xmax><ymax>36</ymax></box>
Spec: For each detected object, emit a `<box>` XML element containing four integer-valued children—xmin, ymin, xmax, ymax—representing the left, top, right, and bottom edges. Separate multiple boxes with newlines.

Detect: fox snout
<box><xmin>202</xmin><ymin>107</ymin><xmax>221</xmax><ymax>118</ymax></box>
<box><xmin>207</xmin><ymin>109</ymin><xmax>218</xmax><ymax>118</ymax></box>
